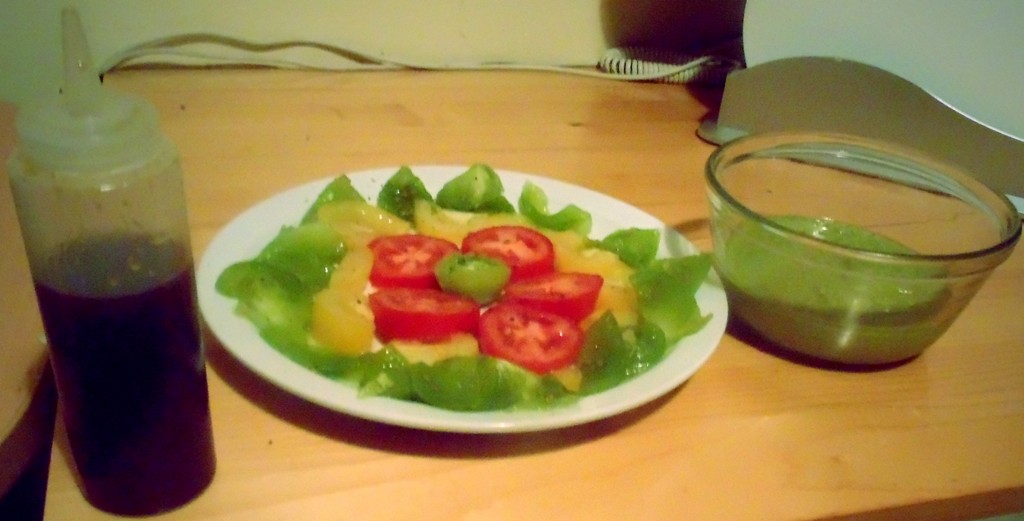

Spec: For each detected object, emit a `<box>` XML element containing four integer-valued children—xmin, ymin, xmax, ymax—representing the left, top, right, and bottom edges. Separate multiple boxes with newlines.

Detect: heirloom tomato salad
<box><xmin>216</xmin><ymin>164</ymin><xmax>712</xmax><ymax>412</ymax></box>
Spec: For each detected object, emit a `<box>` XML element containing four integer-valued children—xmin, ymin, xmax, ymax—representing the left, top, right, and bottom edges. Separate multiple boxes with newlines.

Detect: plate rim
<box><xmin>196</xmin><ymin>165</ymin><xmax>728</xmax><ymax>433</ymax></box>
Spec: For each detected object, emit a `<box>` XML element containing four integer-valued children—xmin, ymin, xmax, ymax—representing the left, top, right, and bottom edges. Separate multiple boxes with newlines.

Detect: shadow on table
<box><xmin>726</xmin><ymin>314</ymin><xmax>918</xmax><ymax>373</ymax></box>
<box><xmin>203</xmin><ymin>328</ymin><xmax>681</xmax><ymax>458</ymax></box>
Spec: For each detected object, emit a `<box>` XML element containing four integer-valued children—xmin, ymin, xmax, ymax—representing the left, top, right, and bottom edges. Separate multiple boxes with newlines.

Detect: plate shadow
<box><xmin>203</xmin><ymin>326</ymin><xmax>681</xmax><ymax>459</ymax></box>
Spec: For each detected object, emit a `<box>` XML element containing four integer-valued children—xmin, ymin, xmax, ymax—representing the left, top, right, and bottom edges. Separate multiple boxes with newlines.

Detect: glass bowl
<box><xmin>705</xmin><ymin>132</ymin><xmax>1021</xmax><ymax>365</ymax></box>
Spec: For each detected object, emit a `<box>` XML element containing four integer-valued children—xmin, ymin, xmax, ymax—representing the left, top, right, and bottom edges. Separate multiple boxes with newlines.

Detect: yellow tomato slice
<box><xmin>310</xmin><ymin>290</ymin><xmax>374</xmax><ymax>356</ymax></box>
<box><xmin>318</xmin><ymin>200</ymin><xmax>412</xmax><ymax>247</ymax></box>
<box><xmin>412</xmin><ymin>199</ymin><xmax>472</xmax><ymax>245</ymax></box>
<box><xmin>550</xmin><ymin>365</ymin><xmax>583</xmax><ymax>392</ymax></box>
<box><xmin>412</xmin><ymin>199</ymin><xmax>530</xmax><ymax>245</ymax></box>
<box><xmin>547</xmin><ymin>230</ymin><xmax>638</xmax><ymax>325</ymax></box>
<box><xmin>388</xmin><ymin>333</ymin><xmax>480</xmax><ymax>365</ymax></box>
<box><xmin>328</xmin><ymin>246</ymin><xmax>373</xmax><ymax>297</ymax></box>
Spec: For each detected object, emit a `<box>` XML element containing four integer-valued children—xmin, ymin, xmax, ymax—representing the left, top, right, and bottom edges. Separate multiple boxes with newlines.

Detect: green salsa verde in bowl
<box><xmin>717</xmin><ymin>215</ymin><xmax>953</xmax><ymax>364</ymax></box>
<box><xmin>705</xmin><ymin>133</ymin><xmax>1021</xmax><ymax>365</ymax></box>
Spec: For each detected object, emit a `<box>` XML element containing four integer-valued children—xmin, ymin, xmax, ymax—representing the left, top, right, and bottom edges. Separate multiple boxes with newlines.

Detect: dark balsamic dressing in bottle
<box><xmin>6</xmin><ymin>8</ymin><xmax>215</xmax><ymax>515</ymax></box>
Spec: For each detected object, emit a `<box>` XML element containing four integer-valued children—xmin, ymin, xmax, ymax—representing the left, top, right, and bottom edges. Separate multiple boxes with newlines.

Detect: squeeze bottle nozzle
<box><xmin>13</xmin><ymin>7</ymin><xmax>165</xmax><ymax>174</ymax></box>
<box><xmin>61</xmin><ymin>7</ymin><xmax>104</xmax><ymax>119</ymax></box>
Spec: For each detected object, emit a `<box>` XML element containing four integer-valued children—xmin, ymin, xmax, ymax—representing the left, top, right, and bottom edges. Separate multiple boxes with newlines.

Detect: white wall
<box><xmin>743</xmin><ymin>0</ymin><xmax>1024</xmax><ymax>143</ymax></box>
<box><xmin>0</xmin><ymin>0</ymin><xmax>745</xmax><ymax>107</ymax></box>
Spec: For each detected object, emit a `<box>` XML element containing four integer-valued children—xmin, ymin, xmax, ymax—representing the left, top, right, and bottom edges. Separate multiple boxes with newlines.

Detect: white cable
<box><xmin>100</xmin><ymin>36</ymin><xmax>741</xmax><ymax>85</ymax></box>
<box><xmin>108</xmin><ymin>47</ymin><xmax>399</xmax><ymax>72</ymax></box>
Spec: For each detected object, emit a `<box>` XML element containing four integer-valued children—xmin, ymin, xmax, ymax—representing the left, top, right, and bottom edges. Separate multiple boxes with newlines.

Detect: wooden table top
<box><xmin>0</xmin><ymin>103</ymin><xmax>51</xmax><ymax>500</ymax></box>
<box><xmin>2</xmin><ymin>69</ymin><xmax>1021</xmax><ymax>520</ymax></box>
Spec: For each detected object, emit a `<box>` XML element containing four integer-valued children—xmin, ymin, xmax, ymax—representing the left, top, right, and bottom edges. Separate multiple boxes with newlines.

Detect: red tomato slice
<box><xmin>368</xmin><ymin>234</ymin><xmax>458</xmax><ymax>289</ymax></box>
<box><xmin>502</xmin><ymin>272</ymin><xmax>604</xmax><ymax>322</ymax></box>
<box><xmin>461</xmin><ymin>226</ymin><xmax>555</xmax><ymax>281</ymax></box>
<box><xmin>368</xmin><ymin>288</ymin><xmax>480</xmax><ymax>343</ymax></box>
<box><xmin>478</xmin><ymin>303</ymin><xmax>583</xmax><ymax>374</ymax></box>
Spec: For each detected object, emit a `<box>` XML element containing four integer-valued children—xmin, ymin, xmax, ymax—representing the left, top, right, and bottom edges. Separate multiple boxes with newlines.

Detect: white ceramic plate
<box><xmin>197</xmin><ymin>166</ymin><xmax>728</xmax><ymax>433</ymax></box>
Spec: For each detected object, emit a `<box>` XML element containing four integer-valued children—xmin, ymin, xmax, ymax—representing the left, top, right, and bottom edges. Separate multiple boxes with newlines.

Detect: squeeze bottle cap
<box><xmin>14</xmin><ymin>8</ymin><xmax>166</xmax><ymax>174</ymax></box>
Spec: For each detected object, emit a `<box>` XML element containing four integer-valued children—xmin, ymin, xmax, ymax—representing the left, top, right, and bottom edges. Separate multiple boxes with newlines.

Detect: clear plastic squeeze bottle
<box><xmin>5</xmin><ymin>8</ymin><xmax>216</xmax><ymax>515</ymax></box>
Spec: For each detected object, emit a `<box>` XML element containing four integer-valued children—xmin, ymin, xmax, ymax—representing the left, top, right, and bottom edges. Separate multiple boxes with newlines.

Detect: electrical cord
<box><xmin>100</xmin><ymin>34</ymin><xmax>742</xmax><ymax>85</ymax></box>
<box><xmin>597</xmin><ymin>46</ymin><xmax>741</xmax><ymax>85</ymax></box>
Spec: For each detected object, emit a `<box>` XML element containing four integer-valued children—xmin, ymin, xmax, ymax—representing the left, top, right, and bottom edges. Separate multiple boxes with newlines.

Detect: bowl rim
<box><xmin>705</xmin><ymin>132</ymin><xmax>1022</xmax><ymax>268</ymax></box>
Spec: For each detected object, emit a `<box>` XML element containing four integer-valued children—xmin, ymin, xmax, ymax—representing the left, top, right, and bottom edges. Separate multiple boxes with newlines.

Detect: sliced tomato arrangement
<box><xmin>365</xmin><ymin>226</ymin><xmax>603</xmax><ymax>375</ymax></box>
<box><xmin>461</xmin><ymin>225</ymin><xmax>555</xmax><ymax>282</ymax></box>
<box><xmin>368</xmin><ymin>234</ymin><xmax>458</xmax><ymax>289</ymax></box>
<box><xmin>368</xmin><ymin>287</ymin><xmax>479</xmax><ymax>343</ymax></box>
<box><xmin>501</xmin><ymin>272</ymin><xmax>603</xmax><ymax>322</ymax></box>
<box><xmin>478</xmin><ymin>303</ymin><xmax>584</xmax><ymax>374</ymax></box>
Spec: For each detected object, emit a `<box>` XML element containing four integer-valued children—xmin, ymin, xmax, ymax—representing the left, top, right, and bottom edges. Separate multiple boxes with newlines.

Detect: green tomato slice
<box><xmin>377</xmin><ymin>165</ymin><xmax>433</xmax><ymax>222</ymax></box>
<box><xmin>598</xmin><ymin>227</ymin><xmax>660</xmax><ymax>269</ymax></box>
<box><xmin>301</xmin><ymin>175</ymin><xmax>365</xmax><ymax>223</ymax></box>
<box><xmin>518</xmin><ymin>181</ymin><xmax>592</xmax><ymax>235</ymax></box>
<box><xmin>434</xmin><ymin>253</ymin><xmax>511</xmax><ymax>304</ymax></box>
<box><xmin>435</xmin><ymin>163</ymin><xmax>515</xmax><ymax>213</ymax></box>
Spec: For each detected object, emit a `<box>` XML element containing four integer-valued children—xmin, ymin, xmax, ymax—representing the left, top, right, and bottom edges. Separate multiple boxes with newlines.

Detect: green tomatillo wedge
<box><xmin>518</xmin><ymin>181</ymin><xmax>592</xmax><ymax>235</ymax></box>
<box><xmin>434</xmin><ymin>252</ymin><xmax>511</xmax><ymax>304</ymax></box>
<box><xmin>256</xmin><ymin>221</ymin><xmax>345</xmax><ymax>292</ymax></box>
<box><xmin>435</xmin><ymin>163</ymin><xmax>515</xmax><ymax>213</ymax></box>
<box><xmin>301</xmin><ymin>175</ymin><xmax>365</xmax><ymax>223</ymax></box>
<box><xmin>598</xmin><ymin>227</ymin><xmax>660</xmax><ymax>269</ymax></box>
<box><xmin>377</xmin><ymin>165</ymin><xmax>433</xmax><ymax>222</ymax></box>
